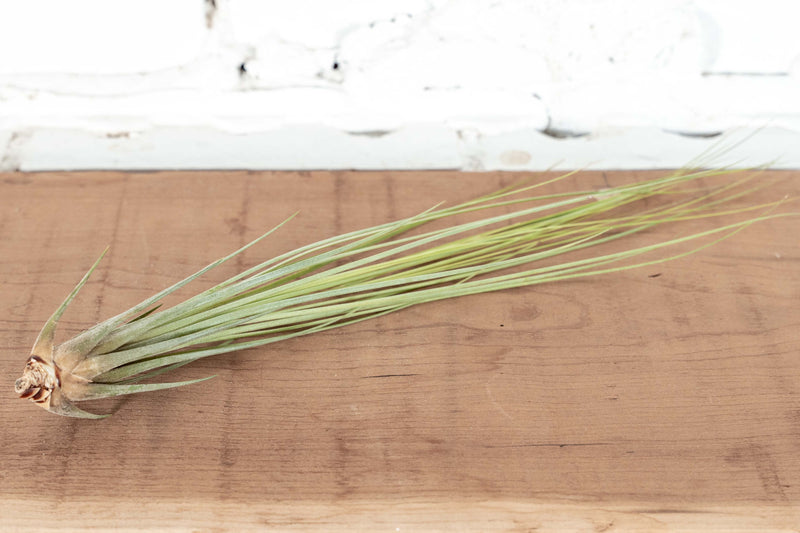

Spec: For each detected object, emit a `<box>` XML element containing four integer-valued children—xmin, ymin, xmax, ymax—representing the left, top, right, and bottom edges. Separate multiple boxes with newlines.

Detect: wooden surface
<box><xmin>1</xmin><ymin>170</ymin><xmax>799</xmax><ymax>531</ymax></box>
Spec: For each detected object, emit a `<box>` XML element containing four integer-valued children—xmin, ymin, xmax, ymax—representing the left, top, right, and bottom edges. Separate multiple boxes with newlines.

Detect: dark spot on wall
<box><xmin>205</xmin><ymin>0</ymin><xmax>217</xmax><ymax>29</ymax></box>
<box><xmin>664</xmin><ymin>129</ymin><xmax>723</xmax><ymax>139</ymax></box>
<box><xmin>346</xmin><ymin>130</ymin><xmax>393</xmax><ymax>138</ymax></box>
<box><xmin>541</xmin><ymin>127</ymin><xmax>590</xmax><ymax>139</ymax></box>
<box><xmin>1</xmin><ymin>130</ymin><xmax>32</xmax><ymax>172</ymax></box>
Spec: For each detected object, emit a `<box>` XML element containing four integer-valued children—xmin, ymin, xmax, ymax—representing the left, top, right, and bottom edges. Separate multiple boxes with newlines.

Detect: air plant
<box><xmin>14</xmin><ymin>168</ymin><xmax>791</xmax><ymax>418</ymax></box>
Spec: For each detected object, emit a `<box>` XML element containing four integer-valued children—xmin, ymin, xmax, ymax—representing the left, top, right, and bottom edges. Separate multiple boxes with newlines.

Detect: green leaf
<box><xmin>81</xmin><ymin>376</ymin><xmax>216</xmax><ymax>401</ymax></box>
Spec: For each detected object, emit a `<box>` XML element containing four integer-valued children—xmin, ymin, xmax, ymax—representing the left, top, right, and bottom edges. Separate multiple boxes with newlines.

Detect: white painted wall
<box><xmin>1</xmin><ymin>0</ymin><xmax>798</xmax><ymax>171</ymax></box>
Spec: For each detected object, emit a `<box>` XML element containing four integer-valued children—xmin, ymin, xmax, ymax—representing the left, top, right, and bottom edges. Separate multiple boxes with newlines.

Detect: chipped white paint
<box><xmin>0</xmin><ymin>0</ymin><xmax>799</xmax><ymax>171</ymax></box>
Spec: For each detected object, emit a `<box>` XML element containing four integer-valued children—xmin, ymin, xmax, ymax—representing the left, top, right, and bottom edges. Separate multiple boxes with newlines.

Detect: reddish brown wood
<box><xmin>1</xmin><ymin>170</ymin><xmax>798</xmax><ymax>530</ymax></box>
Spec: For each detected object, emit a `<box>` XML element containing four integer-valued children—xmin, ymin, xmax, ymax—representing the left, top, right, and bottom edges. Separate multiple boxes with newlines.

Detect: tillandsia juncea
<box><xmin>14</xmin><ymin>168</ymin><xmax>794</xmax><ymax>418</ymax></box>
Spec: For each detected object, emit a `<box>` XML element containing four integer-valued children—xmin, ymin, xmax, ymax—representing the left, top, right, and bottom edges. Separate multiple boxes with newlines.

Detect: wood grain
<box><xmin>1</xmin><ymin>170</ymin><xmax>798</xmax><ymax>531</ymax></box>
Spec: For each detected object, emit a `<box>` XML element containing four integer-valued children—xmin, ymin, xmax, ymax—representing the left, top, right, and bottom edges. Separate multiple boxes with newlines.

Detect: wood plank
<box><xmin>1</xmin><ymin>170</ymin><xmax>798</xmax><ymax>531</ymax></box>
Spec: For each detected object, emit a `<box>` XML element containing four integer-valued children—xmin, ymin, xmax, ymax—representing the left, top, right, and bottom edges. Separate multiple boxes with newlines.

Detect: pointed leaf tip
<box><xmin>32</xmin><ymin>247</ymin><xmax>109</xmax><ymax>361</ymax></box>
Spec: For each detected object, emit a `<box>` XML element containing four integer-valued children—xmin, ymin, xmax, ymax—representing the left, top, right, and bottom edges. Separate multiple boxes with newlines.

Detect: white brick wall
<box><xmin>1</xmin><ymin>0</ymin><xmax>799</xmax><ymax>171</ymax></box>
